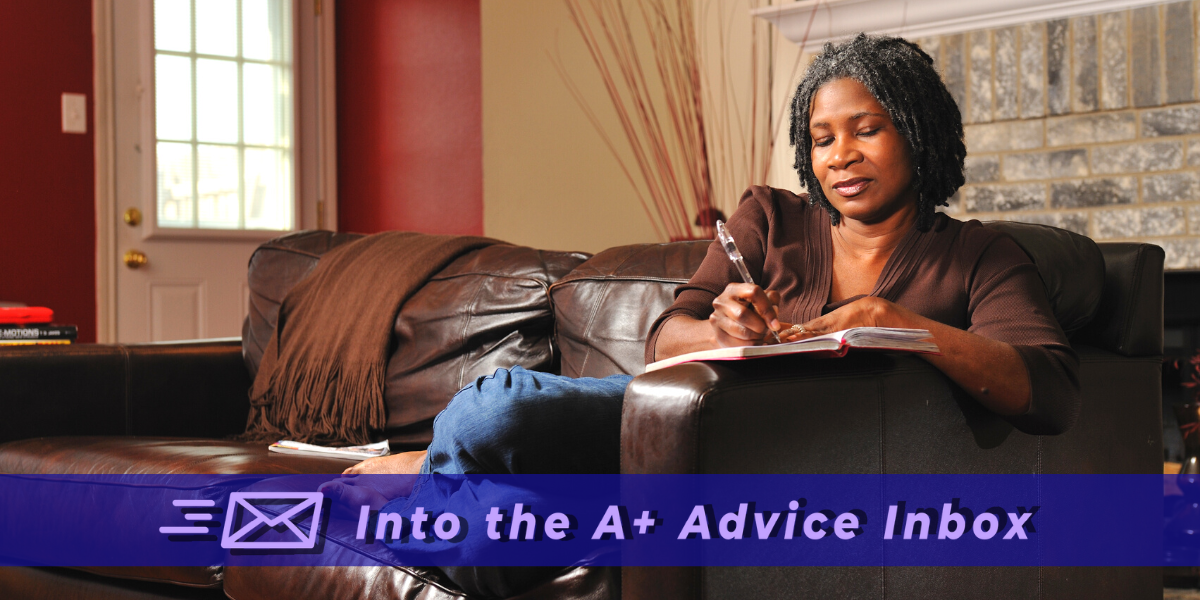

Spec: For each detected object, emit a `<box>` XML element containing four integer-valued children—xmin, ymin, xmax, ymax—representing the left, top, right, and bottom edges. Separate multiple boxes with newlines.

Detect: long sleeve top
<box><xmin>645</xmin><ymin>185</ymin><xmax>1080</xmax><ymax>435</ymax></box>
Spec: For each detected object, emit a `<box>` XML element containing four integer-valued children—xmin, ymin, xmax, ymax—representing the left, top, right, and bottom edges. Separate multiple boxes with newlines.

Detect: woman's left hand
<box><xmin>778</xmin><ymin>296</ymin><xmax>902</xmax><ymax>342</ymax></box>
<box><xmin>777</xmin><ymin>295</ymin><xmax>1032</xmax><ymax>417</ymax></box>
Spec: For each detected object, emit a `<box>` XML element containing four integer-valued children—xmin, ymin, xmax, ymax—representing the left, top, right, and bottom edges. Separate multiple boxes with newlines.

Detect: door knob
<box><xmin>123</xmin><ymin>249</ymin><xmax>148</xmax><ymax>269</ymax></box>
<box><xmin>123</xmin><ymin>207</ymin><xmax>142</xmax><ymax>226</ymax></box>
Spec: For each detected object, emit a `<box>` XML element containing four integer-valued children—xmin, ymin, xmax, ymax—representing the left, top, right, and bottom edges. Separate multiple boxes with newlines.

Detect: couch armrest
<box><xmin>622</xmin><ymin>352</ymin><xmax>1050</xmax><ymax>476</ymax></box>
<box><xmin>620</xmin><ymin>349</ymin><xmax>1162</xmax><ymax>600</ymax></box>
<box><xmin>0</xmin><ymin>339</ymin><xmax>251</xmax><ymax>443</ymax></box>
<box><xmin>622</xmin><ymin>349</ymin><xmax>1160</xmax><ymax>475</ymax></box>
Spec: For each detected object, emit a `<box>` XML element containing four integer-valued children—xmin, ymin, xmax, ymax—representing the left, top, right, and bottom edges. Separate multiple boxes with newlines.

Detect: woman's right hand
<box><xmin>709</xmin><ymin>283</ymin><xmax>784</xmax><ymax>347</ymax></box>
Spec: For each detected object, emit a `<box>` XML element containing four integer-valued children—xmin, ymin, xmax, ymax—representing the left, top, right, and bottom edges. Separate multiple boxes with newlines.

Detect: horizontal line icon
<box><xmin>172</xmin><ymin>500</ymin><xmax>215</xmax><ymax>507</ymax></box>
<box><xmin>159</xmin><ymin>526</ymin><xmax>209</xmax><ymax>535</ymax></box>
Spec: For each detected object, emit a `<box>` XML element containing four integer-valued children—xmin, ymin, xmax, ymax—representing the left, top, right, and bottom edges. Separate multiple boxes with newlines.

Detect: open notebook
<box><xmin>645</xmin><ymin>327</ymin><xmax>939</xmax><ymax>372</ymax></box>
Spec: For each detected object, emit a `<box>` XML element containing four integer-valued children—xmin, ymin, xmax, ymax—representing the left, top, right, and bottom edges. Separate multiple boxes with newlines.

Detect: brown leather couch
<box><xmin>0</xmin><ymin>223</ymin><xmax>1164</xmax><ymax>599</ymax></box>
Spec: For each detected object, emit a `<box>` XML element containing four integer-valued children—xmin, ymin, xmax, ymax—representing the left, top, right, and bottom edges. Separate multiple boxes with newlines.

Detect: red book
<box><xmin>0</xmin><ymin>307</ymin><xmax>53</xmax><ymax>326</ymax></box>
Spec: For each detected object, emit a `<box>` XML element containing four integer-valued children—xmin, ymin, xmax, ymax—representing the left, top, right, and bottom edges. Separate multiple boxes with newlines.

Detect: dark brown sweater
<box><xmin>645</xmin><ymin>186</ymin><xmax>1080</xmax><ymax>435</ymax></box>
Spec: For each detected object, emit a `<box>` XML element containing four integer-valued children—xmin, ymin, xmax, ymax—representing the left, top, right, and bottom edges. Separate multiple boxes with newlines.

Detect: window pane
<box><xmin>155</xmin><ymin>55</ymin><xmax>192</xmax><ymax>141</ymax></box>
<box><xmin>155</xmin><ymin>0</ymin><xmax>192</xmax><ymax>52</ymax></box>
<box><xmin>196</xmin><ymin>59</ymin><xmax>239</xmax><ymax>144</ymax></box>
<box><xmin>196</xmin><ymin>0</ymin><xmax>238</xmax><ymax>57</ymax></box>
<box><xmin>157</xmin><ymin>142</ymin><xmax>194</xmax><ymax>227</ymax></box>
<box><xmin>154</xmin><ymin>0</ymin><xmax>294</xmax><ymax>233</ymax></box>
<box><xmin>197</xmin><ymin>145</ymin><xmax>240</xmax><ymax>229</ymax></box>
<box><xmin>245</xmin><ymin>148</ymin><xmax>291</xmax><ymax>230</ymax></box>
<box><xmin>243</xmin><ymin>63</ymin><xmax>290</xmax><ymax>146</ymax></box>
<box><xmin>243</xmin><ymin>0</ymin><xmax>291</xmax><ymax>62</ymax></box>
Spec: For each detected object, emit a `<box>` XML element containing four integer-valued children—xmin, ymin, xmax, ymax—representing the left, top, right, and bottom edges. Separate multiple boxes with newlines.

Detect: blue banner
<box><xmin>0</xmin><ymin>474</ymin><xmax>1177</xmax><ymax>567</ymax></box>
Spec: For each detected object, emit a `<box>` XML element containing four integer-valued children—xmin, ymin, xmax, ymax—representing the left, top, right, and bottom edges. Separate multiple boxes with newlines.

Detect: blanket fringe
<box><xmin>242</xmin><ymin>359</ymin><xmax>387</xmax><ymax>445</ymax></box>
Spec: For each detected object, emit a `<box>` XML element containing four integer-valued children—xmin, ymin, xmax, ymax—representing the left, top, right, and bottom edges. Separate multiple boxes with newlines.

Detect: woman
<box><xmin>328</xmin><ymin>32</ymin><xmax>1076</xmax><ymax>516</ymax></box>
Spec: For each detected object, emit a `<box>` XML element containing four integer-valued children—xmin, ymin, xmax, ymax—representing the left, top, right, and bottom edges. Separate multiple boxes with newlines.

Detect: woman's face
<box><xmin>809</xmin><ymin>78</ymin><xmax>917</xmax><ymax>226</ymax></box>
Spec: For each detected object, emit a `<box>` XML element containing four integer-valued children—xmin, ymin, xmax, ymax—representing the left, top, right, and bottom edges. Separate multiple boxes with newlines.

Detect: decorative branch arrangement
<box><xmin>554</xmin><ymin>0</ymin><xmax>818</xmax><ymax>241</ymax></box>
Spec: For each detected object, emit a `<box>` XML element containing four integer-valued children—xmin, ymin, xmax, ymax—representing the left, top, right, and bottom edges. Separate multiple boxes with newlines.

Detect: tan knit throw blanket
<box><xmin>244</xmin><ymin>231</ymin><xmax>499</xmax><ymax>445</ymax></box>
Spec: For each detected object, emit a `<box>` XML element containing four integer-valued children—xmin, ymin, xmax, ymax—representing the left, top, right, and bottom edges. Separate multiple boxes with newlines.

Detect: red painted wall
<box><xmin>336</xmin><ymin>0</ymin><xmax>483</xmax><ymax>235</ymax></box>
<box><xmin>0</xmin><ymin>0</ymin><xmax>96</xmax><ymax>342</ymax></box>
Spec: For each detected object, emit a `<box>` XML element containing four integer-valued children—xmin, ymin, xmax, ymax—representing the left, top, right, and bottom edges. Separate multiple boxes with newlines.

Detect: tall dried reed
<box><xmin>554</xmin><ymin>0</ymin><xmax>817</xmax><ymax>240</ymax></box>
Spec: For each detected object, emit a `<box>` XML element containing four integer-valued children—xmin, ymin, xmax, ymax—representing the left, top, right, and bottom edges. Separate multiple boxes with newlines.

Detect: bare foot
<box><xmin>319</xmin><ymin>450</ymin><xmax>428</xmax><ymax>518</ymax></box>
<box><xmin>343</xmin><ymin>450</ymin><xmax>427</xmax><ymax>475</ymax></box>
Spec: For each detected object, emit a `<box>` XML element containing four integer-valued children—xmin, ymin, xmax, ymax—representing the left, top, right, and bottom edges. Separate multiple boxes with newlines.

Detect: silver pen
<box><xmin>715</xmin><ymin>219</ymin><xmax>781</xmax><ymax>343</ymax></box>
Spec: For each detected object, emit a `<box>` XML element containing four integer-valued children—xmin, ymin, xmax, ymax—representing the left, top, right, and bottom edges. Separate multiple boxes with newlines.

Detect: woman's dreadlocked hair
<box><xmin>789</xmin><ymin>34</ymin><xmax>966</xmax><ymax>231</ymax></box>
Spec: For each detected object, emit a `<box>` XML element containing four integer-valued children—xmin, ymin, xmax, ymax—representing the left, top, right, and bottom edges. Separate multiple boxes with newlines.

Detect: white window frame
<box><xmin>93</xmin><ymin>0</ymin><xmax>337</xmax><ymax>243</ymax></box>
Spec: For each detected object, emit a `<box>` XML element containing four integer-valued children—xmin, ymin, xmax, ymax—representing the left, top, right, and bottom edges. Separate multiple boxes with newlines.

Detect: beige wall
<box><xmin>481</xmin><ymin>0</ymin><xmax>803</xmax><ymax>252</ymax></box>
<box><xmin>481</xmin><ymin>0</ymin><xmax>658</xmax><ymax>253</ymax></box>
<box><xmin>766</xmin><ymin>34</ymin><xmax>807</xmax><ymax>193</ymax></box>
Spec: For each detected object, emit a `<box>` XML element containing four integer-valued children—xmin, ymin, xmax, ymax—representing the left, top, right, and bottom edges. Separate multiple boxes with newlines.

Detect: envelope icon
<box><xmin>220</xmin><ymin>492</ymin><xmax>325</xmax><ymax>549</ymax></box>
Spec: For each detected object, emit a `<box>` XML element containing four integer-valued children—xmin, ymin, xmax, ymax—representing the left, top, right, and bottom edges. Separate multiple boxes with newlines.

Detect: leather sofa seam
<box><xmin>576</xmin><ymin>280</ymin><xmax>615</xmax><ymax>375</ymax></box>
<box><xmin>549</xmin><ymin>275</ymin><xmax>691</xmax><ymax>289</ymax></box>
<box><xmin>1119</xmin><ymin>245</ymin><xmax>1147</xmax><ymax>355</ymax></box>
<box><xmin>387</xmin><ymin>566</ymin><xmax>471</xmax><ymax>598</ymax></box>
<box><xmin>2</xmin><ymin>473</ymin><xmax>261</xmax><ymax>490</ymax></box>
<box><xmin>120</xmin><ymin>344</ymin><xmax>132</xmax><ymax>435</ymax></box>
<box><xmin>251</xmin><ymin>244</ymin><xmax>325</xmax><ymax>260</ymax></box>
<box><xmin>71</xmin><ymin>568</ymin><xmax>223</xmax><ymax>589</ymax></box>
<box><xmin>877</xmin><ymin>377</ymin><xmax>887</xmax><ymax>600</ymax></box>
<box><xmin>1078</xmin><ymin>355</ymin><xmax>1161</xmax><ymax>365</ymax></box>
<box><xmin>541</xmin><ymin>281</ymin><xmax>562</xmax><ymax>371</ymax></box>
<box><xmin>690</xmin><ymin>387</ymin><xmax>710</xmax><ymax>475</ymax></box>
<box><xmin>1036</xmin><ymin>435</ymin><xmax>1043</xmax><ymax>600</ymax></box>
<box><xmin>455</xmin><ymin>278</ymin><xmax>488</xmax><ymax>389</ymax></box>
<box><xmin>432</xmin><ymin>273</ymin><xmax>558</xmax><ymax>285</ymax></box>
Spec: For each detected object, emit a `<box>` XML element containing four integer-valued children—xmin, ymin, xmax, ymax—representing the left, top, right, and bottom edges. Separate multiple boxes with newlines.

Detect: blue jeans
<box><xmin>421</xmin><ymin>366</ymin><xmax>634</xmax><ymax>476</ymax></box>
<box><xmin>385</xmin><ymin>366</ymin><xmax>633</xmax><ymax>598</ymax></box>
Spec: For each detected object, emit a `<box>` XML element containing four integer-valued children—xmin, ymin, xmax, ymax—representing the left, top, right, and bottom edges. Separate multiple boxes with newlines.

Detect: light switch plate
<box><xmin>62</xmin><ymin>93</ymin><xmax>87</xmax><ymax>134</ymax></box>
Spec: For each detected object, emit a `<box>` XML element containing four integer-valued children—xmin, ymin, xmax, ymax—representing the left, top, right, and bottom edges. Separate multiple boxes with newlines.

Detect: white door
<box><xmin>99</xmin><ymin>0</ymin><xmax>336</xmax><ymax>343</ymax></box>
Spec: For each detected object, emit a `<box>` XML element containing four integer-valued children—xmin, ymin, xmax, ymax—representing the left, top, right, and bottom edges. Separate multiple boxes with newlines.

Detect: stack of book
<box><xmin>0</xmin><ymin>307</ymin><xmax>77</xmax><ymax>346</ymax></box>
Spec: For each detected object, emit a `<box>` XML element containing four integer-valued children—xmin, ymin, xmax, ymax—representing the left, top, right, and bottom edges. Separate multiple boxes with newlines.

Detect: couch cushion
<box><xmin>383</xmin><ymin>245</ymin><xmax>588</xmax><ymax>444</ymax></box>
<box><xmin>0</xmin><ymin>437</ymin><xmax>350</xmax><ymax>475</ymax></box>
<box><xmin>223</xmin><ymin>565</ymin><xmax>615</xmax><ymax>600</ymax></box>
<box><xmin>1</xmin><ymin>472</ymin><xmax>234</xmax><ymax>589</ymax></box>
<box><xmin>0</xmin><ymin>437</ymin><xmax>351</xmax><ymax>589</ymax></box>
<box><xmin>549</xmin><ymin>242</ymin><xmax>710</xmax><ymax>378</ymax></box>
<box><xmin>224</xmin><ymin>566</ymin><xmax>467</xmax><ymax>600</ymax></box>
<box><xmin>0</xmin><ymin>567</ymin><xmax>227</xmax><ymax>599</ymax></box>
<box><xmin>221</xmin><ymin>476</ymin><xmax>615</xmax><ymax>600</ymax></box>
<box><xmin>243</xmin><ymin>231</ymin><xmax>589</xmax><ymax>445</ymax></box>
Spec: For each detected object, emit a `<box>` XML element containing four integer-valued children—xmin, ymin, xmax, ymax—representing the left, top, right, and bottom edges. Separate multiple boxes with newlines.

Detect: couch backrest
<box><xmin>243</xmin><ymin>231</ymin><xmax>589</xmax><ymax>446</ymax></box>
<box><xmin>983</xmin><ymin>221</ymin><xmax>1105</xmax><ymax>337</ymax></box>
<box><xmin>243</xmin><ymin>231</ymin><xmax>366</xmax><ymax>372</ymax></box>
<box><xmin>243</xmin><ymin>224</ymin><xmax>1162</xmax><ymax>440</ymax></box>
<box><xmin>1073</xmin><ymin>242</ymin><xmax>1165</xmax><ymax>357</ymax></box>
<box><xmin>549</xmin><ymin>222</ymin><xmax>1154</xmax><ymax>378</ymax></box>
<box><xmin>549</xmin><ymin>242</ymin><xmax>710</xmax><ymax>379</ymax></box>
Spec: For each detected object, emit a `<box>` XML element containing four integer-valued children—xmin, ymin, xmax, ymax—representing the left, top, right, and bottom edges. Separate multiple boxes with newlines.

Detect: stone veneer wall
<box><xmin>913</xmin><ymin>1</ymin><xmax>1200</xmax><ymax>268</ymax></box>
